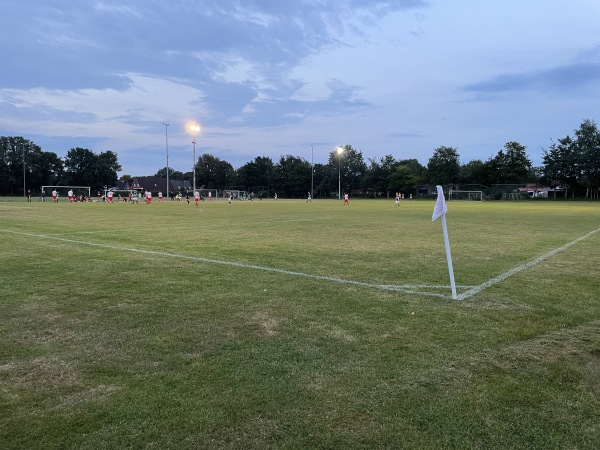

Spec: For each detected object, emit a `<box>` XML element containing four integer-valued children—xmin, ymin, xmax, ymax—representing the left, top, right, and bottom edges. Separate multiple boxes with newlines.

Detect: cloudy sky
<box><xmin>1</xmin><ymin>0</ymin><xmax>599</xmax><ymax>176</ymax></box>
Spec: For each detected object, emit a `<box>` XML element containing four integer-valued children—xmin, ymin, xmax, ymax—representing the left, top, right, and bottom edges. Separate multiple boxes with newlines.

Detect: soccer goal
<box><xmin>42</xmin><ymin>185</ymin><xmax>91</xmax><ymax>201</ymax></box>
<box><xmin>448</xmin><ymin>190</ymin><xmax>483</xmax><ymax>201</ymax></box>
<box><xmin>197</xmin><ymin>189</ymin><xmax>217</xmax><ymax>200</ymax></box>
<box><xmin>219</xmin><ymin>189</ymin><xmax>249</xmax><ymax>200</ymax></box>
<box><xmin>502</xmin><ymin>192</ymin><xmax>521</xmax><ymax>201</ymax></box>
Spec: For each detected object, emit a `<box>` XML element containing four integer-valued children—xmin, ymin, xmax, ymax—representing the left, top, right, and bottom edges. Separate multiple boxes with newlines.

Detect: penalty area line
<box><xmin>457</xmin><ymin>225</ymin><xmax>600</xmax><ymax>300</ymax></box>
<box><xmin>1</xmin><ymin>229</ymin><xmax>451</xmax><ymax>299</ymax></box>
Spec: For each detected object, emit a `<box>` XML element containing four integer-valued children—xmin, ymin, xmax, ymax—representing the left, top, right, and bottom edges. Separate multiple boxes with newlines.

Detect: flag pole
<box><xmin>440</xmin><ymin>214</ymin><xmax>457</xmax><ymax>299</ymax></box>
<box><xmin>432</xmin><ymin>185</ymin><xmax>457</xmax><ymax>299</ymax></box>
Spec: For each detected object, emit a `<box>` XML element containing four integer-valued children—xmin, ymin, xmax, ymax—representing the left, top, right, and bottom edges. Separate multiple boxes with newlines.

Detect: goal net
<box><xmin>42</xmin><ymin>185</ymin><xmax>91</xmax><ymax>201</ymax></box>
<box><xmin>197</xmin><ymin>189</ymin><xmax>217</xmax><ymax>199</ymax></box>
<box><xmin>448</xmin><ymin>190</ymin><xmax>483</xmax><ymax>201</ymax></box>
<box><xmin>501</xmin><ymin>192</ymin><xmax>521</xmax><ymax>201</ymax></box>
<box><xmin>194</xmin><ymin>189</ymin><xmax>250</xmax><ymax>200</ymax></box>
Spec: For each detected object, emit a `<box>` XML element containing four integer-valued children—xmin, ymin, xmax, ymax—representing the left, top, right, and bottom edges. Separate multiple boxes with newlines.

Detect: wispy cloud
<box><xmin>0</xmin><ymin>0</ymin><xmax>599</xmax><ymax>175</ymax></box>
<box><xmin>463</xmin><ymin>62</ymin><xmax>600</xmax><ymax>95</ymax></box>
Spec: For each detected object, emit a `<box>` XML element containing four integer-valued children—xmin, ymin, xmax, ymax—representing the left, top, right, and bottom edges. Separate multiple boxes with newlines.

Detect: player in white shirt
<box><xmin>194</xmin><ymin>191</ymin><xmax>200</xmax><ymax>206</ymax></box>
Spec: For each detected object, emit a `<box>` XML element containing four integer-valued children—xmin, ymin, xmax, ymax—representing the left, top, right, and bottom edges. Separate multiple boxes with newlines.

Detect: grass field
<box><xmin>1</xmin><ymin>197</ymin><xmax>599</xmax><ymax>449</ymax></box>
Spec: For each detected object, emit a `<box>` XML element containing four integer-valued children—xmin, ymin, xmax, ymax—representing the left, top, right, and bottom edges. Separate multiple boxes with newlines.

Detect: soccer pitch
<box><xmin>1</xmin><ymin>199</ymin><xmax>599</xmax><ymax>448</ymax></box>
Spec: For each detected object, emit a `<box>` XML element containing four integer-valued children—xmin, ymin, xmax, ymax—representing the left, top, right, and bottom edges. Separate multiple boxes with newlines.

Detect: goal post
<box><xmin>197</xmin><ymin>189</ymin><xmax>217</xmax><ymax>199</ymax></box>
<box><xmin>448</xmin><ymin>190</ymin><xmax>483</xmax><ymax>201</ymax></box>
<box><xmin>42</xmin><ymin>186</ymin><xmax>91</xmax><ymax>197</ymax></box>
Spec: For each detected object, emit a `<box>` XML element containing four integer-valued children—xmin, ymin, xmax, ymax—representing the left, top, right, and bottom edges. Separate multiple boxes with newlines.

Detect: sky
<box><xmin>1</xmin><ymin>0</ymin><xmax>599</xmax><ymax>176</ymax></box>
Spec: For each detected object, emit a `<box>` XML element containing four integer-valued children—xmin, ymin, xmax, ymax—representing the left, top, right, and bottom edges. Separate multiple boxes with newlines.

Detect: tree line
<box><xmin>2</xmin><ymin>119</ymin><xmax>598</xmax><ymax>198</ymax></box>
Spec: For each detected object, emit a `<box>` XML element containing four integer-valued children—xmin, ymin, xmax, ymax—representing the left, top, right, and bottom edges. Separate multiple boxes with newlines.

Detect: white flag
<box><xmin>432</xmin><ymin>185</ymin><xmax>448</xmax><ymax>221</ymax></box>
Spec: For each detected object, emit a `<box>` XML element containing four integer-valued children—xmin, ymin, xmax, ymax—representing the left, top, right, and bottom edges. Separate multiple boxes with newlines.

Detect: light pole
<box><xmin>310</xmin><ymin>144</ymin><xmax>314</xmax><ymax>201</ymax></box>
<box><xmin>336</xmin><ymin>145</ymin><xmax>344</xmax><ymax>199</ymax></box>
<box><xmin>192</xmin><ymin>137</ymin><xmax>196</xmax><ymax>194</ymax></box>
<box><xmin>186</xmin><ymin>122</ymin><xmax>200</xmax><ymax>195</ymax></box>
<box><xmin>162</xmin><ymin>122</ymin><xmax>170</xmax><ymax>200</ymax></box>
<box><xmin>22</xmin><ymin>143</ymin><xmax>26</xmax><ymax>198</ymax></box>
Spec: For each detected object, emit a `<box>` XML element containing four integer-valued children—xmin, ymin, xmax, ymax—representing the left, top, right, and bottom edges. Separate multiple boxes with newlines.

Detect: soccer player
<box><xmin>158</xmin><ymin>191</ymin><xmax>163</xmax><ymax>202</ymax></box>
<box><xmin>194</xmin><ymin>190</ymin><xmax>200</xmax><ymax>206</ymax></box>
<box><xmin>208</xmin><ymin>191</ymin><xmax>212</xmax><ymax>201</ymax></box>
<box><xmin>395</xmin><ymin>192</ymin><xmax>401</xmax><ymax>206</ymax></box>
<box><xmin>68</xmin><ymin>189</ymin><xmax>74</xmax><ymax>203</ymax></box>
<box><xmin>52</xmin><ymin>189</ymin><xmax>58</xmax><ymax>203</ymax></box>
<box><xmin>146</xmin><ymin>190</ymin><xmax>152</xmax><ymax>205</ymax></box>
<box><xmin>306</xmin><ymin>192</ymin><xmax>311</xmax><ymax>203</ymax></box>
<box><xmin>344</xmin><ymin>193</ymin><xmax>349</xmax><ymax>206</ymax></box>
<box><xmin>107</xmin><ymin>191</ymin><xmax>114</xmax><ymax>203</ymax></box>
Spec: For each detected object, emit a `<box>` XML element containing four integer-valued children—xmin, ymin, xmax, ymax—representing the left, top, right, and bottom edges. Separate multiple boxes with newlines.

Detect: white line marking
<box><xmin>457</xmin><ymin>225</ymin><xmax>600</xmax><ymax>300</ymax></box>
<box><xmin>3</xmin><ymin>225</ymin><xmax>597</xmax><ymax>301</ymax></box>
<box><xmin>242</xmin><ymin>216</ymin><xmax>334</xmax><ymax>225</ymax></box>
<box><xmin>42</xmin><ymin>230</ymin><xmax>116</xmax><ymax>236</ymax></box>
<box><xmin>0</xmin><ymin>229</ymin><xmax>453</xmax><ymax>299</ymax></box>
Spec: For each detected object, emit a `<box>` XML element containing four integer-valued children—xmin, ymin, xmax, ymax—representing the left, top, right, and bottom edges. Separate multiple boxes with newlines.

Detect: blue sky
<box><xmin>1</xmin><ymin>0</ymin><xmax>599</xmax><ymax>176</ymax></box>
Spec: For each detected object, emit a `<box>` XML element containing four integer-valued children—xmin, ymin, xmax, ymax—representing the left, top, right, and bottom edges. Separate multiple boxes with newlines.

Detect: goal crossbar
<box><xmin>42</xmin><ymin>186</ymin><xmax>91</xmax><ymax>196</ymax></box>
<box><xmin>448</xmin><ymin>190</ymin><xmax>483</xmax><ymax>201</ymax></box>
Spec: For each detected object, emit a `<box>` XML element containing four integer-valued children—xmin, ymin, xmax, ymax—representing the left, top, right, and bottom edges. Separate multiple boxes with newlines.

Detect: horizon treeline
<box><xmin>1</xmin><ymin>119</ymin><xmax>599</xmax><ymax>198</ymax></box>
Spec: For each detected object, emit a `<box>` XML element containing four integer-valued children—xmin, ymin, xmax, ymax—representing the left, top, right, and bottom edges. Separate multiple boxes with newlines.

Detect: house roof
<box><xmin>169</xmin><ymin>179</ymin><xmax>192</xmax><ymax>191</ymax></box>
<box><xmin>131</xmin><ymin>176</ymin><xmax>167</xmax><ymax>192</ymax></box>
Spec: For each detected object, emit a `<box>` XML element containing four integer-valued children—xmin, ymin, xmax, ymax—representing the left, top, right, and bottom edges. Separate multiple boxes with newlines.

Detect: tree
<box><xmin>63</xmin><ymin>148</ymin><xmax>121</xmax><ymax>190</ymax></box>
<box><xmin>0</xmin><ymin>136</ymin><xmax>65</xmax><ymax>195</ymax></box>
<box><xmin>327</xmin><ymin>145</ymin><xmax>367</xmax><ymax>196</ymax></box>
<box><xmin>195</xmin><ymin>153</ymin><xmax>235</xmax><ymax>188</ymax></box>
<box><xmin>274</xmin><ymin>155</ymin><xmax>311</xmax><ymax>198</ymax></box>
<box><xmin>236</xmin><ymin>156</ymin><xmax>275</xmax><ymax>191</ymax></box>
<box><xmin>485</xmin><ymin>141</ymin><xmax>533</xmax><ymax>185</ymax></box>
<box><xmin>95</xmin><ymin>151</ymin><xmax>121</xmax><ymax>187</ymax></box>
<box><xmin>389</xmin><ymin>165</ymin><xmax>417</xmax><ymax>195</ymax></box>
<box><xmin>427</xmin><ymin>146</ymin><xmax>460</xmax><ymax>186</ymax></box>
<box><xmin>573</xmin><ymin>119</ymin><xmax>600</xmax><ymax>198</ymax></box>
<box><xmin>459</xmin><ymin>159</ymin><xmax>487</xmax><ymax>186</ymax></box>
<box><xmin>312</xmin><ymin>163</ymin><xmax>330</xmax><ymax>198</ymax></box>
<box><xmin>397</xmin><ymin>158</ymin><xmax>427</xmax><ymax>180</ymax></box>
<box><xmin>0</xmin><ymin>137</ymin><xmax>28</xmax><ymax>195</ymax></box>
<box><xmin>63</xmin><ymin>148</ymin><xmax>97</xmax><ymax>186</ymax></box>
<box><xmin>542</xmin><ymin>135</ymin><xmax>579</xmax><ymax>197</ymax></box>
<box><xmin>363</xmin><ymin>155</ymin><xmax>397</xmax><ymax>197</ymax></box>
<box><xmin>29</xmin><ymin>150</ymin><xmax>63</xmax><ymax>192</ymax></box>
<box><xmin>155</xmin><ymin>167</ymin><xmax>183</xmax><ymax>179</ymax></box>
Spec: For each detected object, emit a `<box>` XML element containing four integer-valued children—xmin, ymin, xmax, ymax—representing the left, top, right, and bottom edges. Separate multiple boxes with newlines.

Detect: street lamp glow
<box><xmin>336</xmin><ymin>145</ymin><xmax>344</xmax><ymax>200</ymax></box>
<box><xmin>186</xmin><ymin>122</ymin><xmax>200</xmax><ymax>135</ymax></box>
<box><xmin>186</xmin><ymin>122</ymin><xmax>201</xmax><ymax>195</ymax></box>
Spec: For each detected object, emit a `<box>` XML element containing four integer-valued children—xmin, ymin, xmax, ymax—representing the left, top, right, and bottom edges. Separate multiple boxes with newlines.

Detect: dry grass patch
<box><xmin>250</xmin><ymin>310</ymin><xmax>280</xmax><ymax>336</ymax></box>
<box><xmin>12</xmin><ymin>356</ymin><xmax>79</xmax><ymax>389</ymax></box>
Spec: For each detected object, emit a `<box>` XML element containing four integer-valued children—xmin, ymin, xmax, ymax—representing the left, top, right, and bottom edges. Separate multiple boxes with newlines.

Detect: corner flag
<box><xmin>432</xmin><ymin>185</ymin><xmax>457</xmax><ymax>299</ymax></box>
<box><xmin>432</xmin><ymin>185</ymin><xmax>448</xmax><ymax>221</ymax></box>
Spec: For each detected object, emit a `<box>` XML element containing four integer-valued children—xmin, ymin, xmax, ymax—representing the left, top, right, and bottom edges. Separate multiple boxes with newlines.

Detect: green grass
<box><xmin>1</xmin><ymin>198</ymin><xmax>599</xmax><ymax>449</ymax></box>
